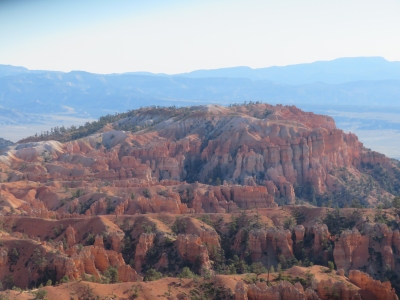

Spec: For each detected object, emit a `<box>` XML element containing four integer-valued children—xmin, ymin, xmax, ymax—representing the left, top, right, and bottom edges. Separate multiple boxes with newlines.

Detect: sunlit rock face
<box><xmin>1</xmin><ymin>103</ymin><xmax>400</xmax><ymax>298</ymax></box>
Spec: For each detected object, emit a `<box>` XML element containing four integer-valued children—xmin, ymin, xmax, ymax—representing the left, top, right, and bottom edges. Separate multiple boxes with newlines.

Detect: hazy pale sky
<box><xmin>1</xmin><ymin>0</ymin><xmax>400</xmax><ymax>74</ymax></box>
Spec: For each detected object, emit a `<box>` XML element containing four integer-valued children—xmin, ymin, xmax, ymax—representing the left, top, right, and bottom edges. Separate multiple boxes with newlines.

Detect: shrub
<box><xmin>328</xmin><ymin>261</ymin><xmax>335</xmax><ymax>272</ymax></box>
<box><xmin>143</xmin><ymin>189</ymin><xmax>151</xmax><ymax>198</ymax></box>
<box><xmin>9</xmin><ymin>248</ymin><xmax>19</xmax><ymax>263</ymax></box>
<box><xmin>178</xmin><ymin>267</ymin><xmax>196</xmax><ymax>279</ymax></box>
<box><xmin>33</xmin><ymin>289</ymin><xmax>48</xmax><ymax>300</ymax></box>
<box><xmin>283</xmin><ymin>217</ymin><xmax>296</xmax><ymax>230</ymax></box>
<box><xmin>243</xmin><ymin>274</ymin><xmax>257</xmax><ymax>284</ymax></box>
<box><xmin>144</xmin><ymin>269</ymin><xmax>162</xmax><ymax>281</ymax></box>
<box><xmin>251</xmin><ymin>262</ymin><xmax>267</xmax><ymax>278</ymax></box>
<box><xmin>103</xmin><ymin>266</ymin><xmax>119</xmax><ymax>283</ymax></box>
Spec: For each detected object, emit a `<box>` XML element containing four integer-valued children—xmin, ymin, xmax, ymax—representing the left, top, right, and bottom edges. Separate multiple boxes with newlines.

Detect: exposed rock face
<box><xmin>134</xmin><ymin>233</ymin><xmax>155</xmax><ymax>272</ymax></box>
<box><xmin>246</xmin><ymin>281</ymin><xmax>320</xmax><ymax>300</ymax></box>
<box><xmin>314</xmin><ymin>278</ymin><xmax>361</xmax><ymax>300</ymax></box>
<box><xmin>155</xmin><ymin>252</ymin><xmax>169</xmax><ymax>270</ymax></box>
<box><xmin>234</xmin><ymin>281</ymin><xmax>248</xmax><ymax>300</ymax></box>
<box><xmin>176</xmin><ymin>217</ymin><xmax>220</xmax><ymax>252</ymax></box>
<box><xmin>349</xmin><ymin>270</ymin><xmax>398</xmax><ymax>300</ymax></box>
<box><xmin>54</xmin><ymin>255</ymin><xmax>83</xmax><ymax>281</ymax></box>
<box><xmin>0</xmin><ymin>249</ymin><xmax>8</xmax><ymax>267</ymax></box>
<box><xmin>333</xmin><ymin>223</ymin><xmax>398</xmax><ymax>273</ymax></box>
<box><xmin>64</xmin><ymin>235</ymin><xmax>141</xmax><ymax>282</ymax></box>
<box><xmin>122</xmin><ymin>192</ymin><xmax>189</xmax><ymax>215</ymax></box>
<box><xmin>294</xmin><ymin>225</ymin><xmax>305</xmax><ymax>243</ymax></box>
<box><xmin>3</xmin><ymin>104</ymin><xmax>397</xmax><ymax>220</ymax></box>
<box><xmin>110</xmin><ymin>232</ymin><xmax>123</xmax><ymax>251</ymax></box>
<box><xmin>247</xmin><ymin>228</ymin><xmax>294</xmax><ymax>261</ymax></box>
<box><xmin>65</xmin><ymin>225</ymin><xmax>76</xmax><ymax>248</ymax></box>
<box><xmin>176</xmin><ymin>234</ymin><xmax>212</xmax><ymax>274</ymax></box>
<box><xmin>310</xmin><ymin>224</ymin><xmax>330</xmax><ymax>254</ymax></box>
<box><xmin>3</xmin><ymin>103</ymin><xmax>400</xmax><ymax>296</ymax></box>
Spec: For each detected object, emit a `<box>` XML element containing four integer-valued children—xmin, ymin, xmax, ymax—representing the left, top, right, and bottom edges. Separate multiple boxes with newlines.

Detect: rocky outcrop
<box><xmin>0</xmin><ymin>249</ymin><xmax>8</xmax><ymax>267</ymax></box>
<box><xmin>246</xmin><ymin>228</ymin><xmax>294</xmax><ymax>262</ymax></box>
<box><xmin>191</xmin><ymin>183</ymin><xmax>279</xmax><ymax>214</ymax></box>
<box><xmin>314</xmin><ymin>278</ymin><xmax>361</xmax><ymax>300</ymax></box>
<box><xmin>3</xmin><ymin>103</ymin><xmax>400</xmax><ymax>295</ymax></box>
<box><xmin>126</xmin><ymin>193</ymin><xmax>189</xmax><ymax>215</ymax></box>
<box><xmin>294</xmin><ymin>225</ymin><xmax>305</xmax><ymax>243</ymax></box>
<box><xmin>310</xmin><ymin>224</ymin><xmax>330</xmax><ymax>254</ymax></box>
<box><xmin>333</xmin><ymin>223</ymin><xmax>399</xmax><ymax>273</ymax></box>
<box><xmin>176</xmin><ymin>234</ymin><xmax>212</xmax><ymax>274</ymax></box>
<box><xmin>71</xmin><ymin>246</ymin><xmax>101</xmax><ymax>279</ymax></box>
<box><xmin>134</xmin><ymin>233</ymin><xmax>155</xmax><ymax>272</ymax></box>
<box><xmin>234</xmin><ymin>281</ymin><xmax>248</xmax><ymax>300</ymax></box>
<box><xmin>109</xmin><ymin>232</ymin><xmax>123</xmax><ymax>251</ymax></box>
<box><xmin>246</xmin><ymin>281</ymin><xmax>320</xmax><ymax>300</ymax></box>
<box><xmin>2</xmin><ymin>104</ymin><xmax>398</xmax><ymax>220</ymax></box>
<box><xmin>54</xmin><ymin>255</ymin><xmax>83</xmax><ymax>281</ymax></box>
<box><xmin>175</xmin><ymin>217</ymin><xmax>220</xmax><ymax>252</ymax></box>
<box><xmin>65</xmin><ymin>225</ymin><xmax>76</xmax><ymax>248</ymax></box>
<box><xmin>155</xmin><ymin>252</ymin><xmax>169</xmax><ymax>270</ymax></box>
<box><xmin>349</xmin><ymin>270</ymin><xmax>398</xmax><ymax>300</ymax></box>
<box><xmin>63</xmin><ymin>235</ymin><xmax>141</xmax><ymax>282</ymax></box>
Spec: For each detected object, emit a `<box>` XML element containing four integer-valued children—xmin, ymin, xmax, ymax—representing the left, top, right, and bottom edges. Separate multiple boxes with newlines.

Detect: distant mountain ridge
<box><xmin>1</xmin><ymin>56</ymin><xmax>400</xmax><ymax>151</ymax></box>
<box><xmin>1</xmin><ymin>69</ymin><xmax>399</xmax><ymax>118</ymax></box>
<box><xmin>0</xmin><ymin>64</ymin><xmax>48</xmax><ymax>78</ymax></box>
<box><xmin>178</xmin><ymin>57</ymin><xmax>400</xmax><ymax>84</ymax></box>
<box><xmin>2</xmin><ymin>56</ymin><xmax>400</xmax><ymax>84</ymax></box>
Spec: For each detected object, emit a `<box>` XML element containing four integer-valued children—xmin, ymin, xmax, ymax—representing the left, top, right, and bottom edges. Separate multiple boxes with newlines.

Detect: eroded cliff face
<box><xmin>333</xmin><ymin>223</ymin><xmax>400</xmax><ymax>274</ymax></box>
<box><xmin>173</xmin><ymin>216</ymin><xmax>220</xmax><ymax>252</ymax></box>
<box><xmin>1</xmin><ymin>205</ymin><xmax>400</xmax><ymax>299</ymax></box>
<box><xmin>176</xmin><ymin>234</ymin><xmax>212</xmax><ymax>274</ymax></box>
<box><xmin>134</xmin><ymin>233</ymin><xmax>156</xmax><ymax>272</ymax></box>
<box><xmin>246</xmin><ymin>281</ymin><xmax>320</xmax><ymax>300</ymax></box>
<box><xmin>1</xmin><ymin>104</ymin><xmax>400</xmax><ymax>298</ymax></box>
<box><xmin>349</xmin><ymin>270</ymin><xmax>398</xmax><ymax>300</ymax></box>
<box><xmin>246</xmin><ymin>228</ymin><xmax>294</xmax><ymax>262</ymax></box>
<box><xmin>63</xmin><ymin>234</ymin><xmax>141</xmax><ymax>282</ymax></box>
<box><xmin>1</xmin><ymin>104</ymin><xmax>396</xmax><ymax>219</ymax></box>
<box><xmin>232</xmin><ymin>265</ymin><xmax>399</xmax><ymax>300</ymax></box>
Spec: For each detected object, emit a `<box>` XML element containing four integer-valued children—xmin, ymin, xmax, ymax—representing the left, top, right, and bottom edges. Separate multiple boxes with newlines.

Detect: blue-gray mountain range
<box><xmin>1</xmin><ymin>56</ymin><xmax>400</xmax><ymax>157</ymax></box>
<box><xmin>1</xmin><ymin>57</ymin><xmax>400</xmax><ymax>120</ymax></box>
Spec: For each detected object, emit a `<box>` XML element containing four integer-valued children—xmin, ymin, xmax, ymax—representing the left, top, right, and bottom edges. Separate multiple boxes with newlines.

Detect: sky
<box><xmin>1</xmin><ymin>0</ymin><xmax>400</xmax><ymax>74</ymax></box>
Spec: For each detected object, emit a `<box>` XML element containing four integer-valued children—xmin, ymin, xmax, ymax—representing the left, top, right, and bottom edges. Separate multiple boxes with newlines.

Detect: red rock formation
<box><xmin>155</xmin><ymin>252</ymin><xmax>169</xmax><ymax>270</ymax></box>
<box><xmin>234</xmin><ymin>281</ymin><xmax>248</xmax><ymax>300</ymax></box>
<box><xmin>333</xmin><ymin>223</ymin><xmax>398</xmax><ymax>273</ymax></box>
<box><xmin>110</xmin><ymin>232</ymin><xmax>123</xmax><ymax>251</ymax></box>
<box><xmin>176</xmin><ymin>234</ymin><xmax>212</xmax><ymax>274</ymax></box>
<box><xmin>190</xmin><ymin>184</ymin><xmax>277</xmax><ymax>213</ymax></box>
<box><xmin>349</xmin><ymin>270</ymin><xmax>398</xmax><ymax>300</ymax></box>
<box><xmin>62</xmin><ymin>235</ymin><xmax>142</xmax><ymax>282</ymax></box>
<box><xmin>54</xmin><ymin>254</ymin><xmax>83</xmax><ymax>281</ymax></box>
<box><xmin>246</xmin><ymin>281</ymin><xmax>320</xmax><ymax>300</ymax></box>
<box><xmin>2</xmin><ymin>103</ymin><xmax>400</xmax><ymax>295</ymax></box>
<box><xmin>314</xmin><ymin>278</ymin><xmax>361</xmax><ymax>300</ymax></box>
<box><xmin>294</xmin><ymin>225</ymin><xmax>305</xmax><ymax>243</ymax></box>
<box><xmin>177</xmin><ymin>217</ymin><xmax>220</xmax><ymax>252</ymax></box>
<box><xmin>0</xmin><ymin>249</ymin><xmax>8</xmax><ymax>267</ymax></box>
<box><xmin>134</xmin><ymin>233</ymin><xmax>155</xmax><ymax>272</ymax></box>
<box><xmin>310</xmin><ymin>224</ymin><xmax>330</xmax><ymax>254</ymax></box>
<box><xmin>2</xmin><ymin>104</ymin><xmax>398</xmax><ymax>220</ymax></box>
<box><xmin>65</xmin><ymin>225</ymin><xmax>76</xmax><ymax>248</ymax></box>
<box><xmin>246</xmin><ymin>228</ymin><xmax>294</xmax><ymax>261</ymax></box>
<box><xmin>123</xmin><ymin>193</ymin><xmax>189</xmax><ymax>215</ymax></box>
